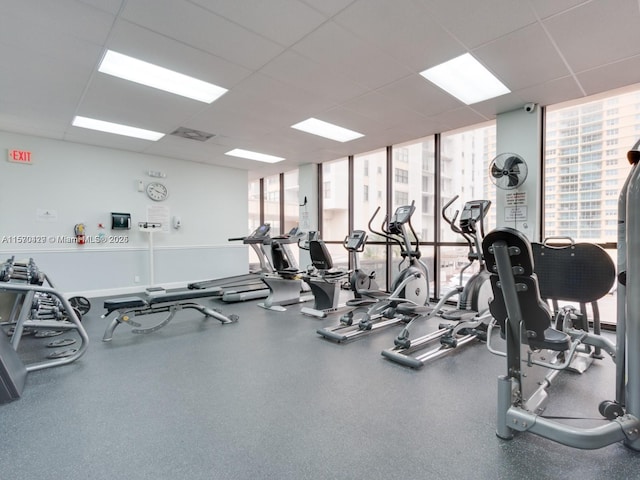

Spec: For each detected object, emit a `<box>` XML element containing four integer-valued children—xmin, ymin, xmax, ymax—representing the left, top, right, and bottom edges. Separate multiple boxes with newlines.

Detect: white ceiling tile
<box><xmin>291</xmin><ymin>21</ymin><xmax>413</xmax><ymax>90</ymax></box>
<box><xmin>2</xmin><ymin>0</ymin><xmax>116</xmax><ymax>45</ymax></box>
<box><xmin>543</xmin><ymin>0</ymin><xmax>640</xmax><ymax>73</ymax></box>
<box><xmin>189</xmin><ymin>0</ymin><xmax>327</xmax><ymax>46</ymax></box>
<box><xmin>106</xmin><ymin>20</ymin><xmax>253</xmax><ymax>89</ymax></box>
<box><xmin>2</xmin><ymin>0</ymin><xmax>640</xmax><ymax>173</ymax></box>
<box><xmin>578</xmin><ymin>56</ymin><xmax>640</xmax><ymax>97</ymax></box>
<box><xmin>299</xmin><ymin>0</ymin><xmax>357</xmax><ymax>17</ymax></box>
<box><xmin>528</xmin><ymin>0</ymin><xmax>593</xmax><ymax>20</ymax></box>
<box><xmin>514</xmin><ymin>76</ymin><xmax>584</xmax><ymax>107</ymax></box>
<box><xmin>423</xmin><ymin>0</ymin><xmax>538</xmax><ymax>48</ymax></box>
<box><xmin>473</xmin><ymin>23</ymin><xmax>570</xmax><ymax>91</ymax></box>
<box><xmin>121</xmin><ymin>0</ymin><xmax>284</xmax><ymax>70</ymax></box>
<box><xmin>333</xmin><ymin>0</ymin><xmax>461</xmax><ymax>71</ymax></box>
<box><xmin>374</xmin><ymin>75</ymin><xmax>464</xmax><ymax>117</ymax></box>
<box><xmin>259</xmin><ymin>50</ymin><xmax>368</xmax><ymax>104</ymax></box>
<box><xmin>76</xmin><ymin>75</ymin><xmax>207</xmax><ymax>133</ymax></box>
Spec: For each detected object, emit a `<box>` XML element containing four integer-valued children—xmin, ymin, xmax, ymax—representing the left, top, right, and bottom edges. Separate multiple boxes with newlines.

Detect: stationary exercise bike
<box><xmin>382</xmin><ymin>196</ymin><xmax>493</xmax><ymax>368</ymax></box>
<box><xmin>300</xmin><ymin>230</ymin><xmax>380</xmax><ymax>318</ymax></box>
<box><xmin>343</xmin><ymin>230</ymin><xmax>378</xmax><ymax>296</ymax></box>
<box><xmin>317</xmin><ymin>201</ymin><xmax>431</xmax><ymax>342</ymax></box>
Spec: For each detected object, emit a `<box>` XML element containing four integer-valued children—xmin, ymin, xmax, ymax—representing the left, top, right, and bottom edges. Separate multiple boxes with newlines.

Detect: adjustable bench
<box><xmin>102</xmin><ymin>289</ymin><xmax>238</xmax><ymax>342</ymax></box>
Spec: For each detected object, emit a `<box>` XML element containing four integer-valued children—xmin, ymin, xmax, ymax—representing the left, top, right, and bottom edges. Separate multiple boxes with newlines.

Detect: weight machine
<box><xmin>480</xmin><ymin>141</ymin><xmax>640</xmax><ymax>449</ymax></box>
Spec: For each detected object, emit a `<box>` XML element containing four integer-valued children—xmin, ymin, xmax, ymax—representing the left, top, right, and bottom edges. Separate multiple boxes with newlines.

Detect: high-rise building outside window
<box><xmin>544</xmin><ymin>83</ymin><xmax>640</xmax><ymax>243</ymax></box>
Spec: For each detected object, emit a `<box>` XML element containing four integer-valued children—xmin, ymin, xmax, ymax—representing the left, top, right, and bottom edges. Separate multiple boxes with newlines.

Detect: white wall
<box><xmin>496</xmin><ymin>106</ymin><xmax>543</xmax><ymax>241</ymax></box>
<box><xmin>0</xmin><ymin>132</ymin><xmax>249</xmax><ymax>296</ymax></box>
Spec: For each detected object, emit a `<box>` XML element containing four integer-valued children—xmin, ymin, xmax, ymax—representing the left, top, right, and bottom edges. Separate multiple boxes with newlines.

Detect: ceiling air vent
<box><xmin>170</xmin><ymin>127</ymin><xmax>215</xmax><ymax>142</ymax></box>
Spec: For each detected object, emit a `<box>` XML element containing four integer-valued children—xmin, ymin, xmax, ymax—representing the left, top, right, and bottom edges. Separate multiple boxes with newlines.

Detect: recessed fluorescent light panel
<box><xmin>420</xmin><ymin>53</ymin><xmax>510</xmax><ymax>105</ymax></box>
<box><xmin>98</xmin><ymin>50</ymin><xmax>228</xmax><ymax>104</ymax></box>
<box><xmin>291</xmin><ymin>118</ymin><xmax>364</xmax><ymax>142</ymax></box>
<box><xmin>225</xmin><ymin>149</ymin><xmax>285</xmax><ymax>164</ymax></box>
<box><xmin>72</xmin><ymin>116</ymin><xmax>165</xmax><ymax>141</ymax></box>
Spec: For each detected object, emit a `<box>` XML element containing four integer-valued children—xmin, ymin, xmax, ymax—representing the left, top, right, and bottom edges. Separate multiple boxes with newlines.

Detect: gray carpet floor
<box><xmin>1</xmin><ymin>292</ymin><xmax>639</xmax><ymax>480</ymax></box>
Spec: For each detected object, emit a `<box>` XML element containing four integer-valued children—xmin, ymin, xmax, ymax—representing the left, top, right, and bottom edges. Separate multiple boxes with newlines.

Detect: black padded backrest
<box><xmin>531</xmin><ymin>242</ymin><xmax>615</xmax><ymax>303</ymax></box>
<box><xmin>309</xmin><ymin>240</ymin><xmax>333</xmax><ymax>271</ymax></box>
<box><xmin>482</xmin><ymin>228</ymin><xmax>553</xmax><ymax>343</ymax></box>
<box><xmin>483</xmin><ymin>228</ymin><xmax>535</xmax><ymax>277</ymax></box>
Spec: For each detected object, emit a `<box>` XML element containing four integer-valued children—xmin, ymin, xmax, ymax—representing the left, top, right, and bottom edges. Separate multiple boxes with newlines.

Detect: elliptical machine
<box><xmin>317</xmin><ymin>201</ymin><xmax>430</xmax><ymax>343</ymax></box>
<box><xmin>382</xmin><ymin>196</ymin><xmax>493</xmax><ymax>368</ymax></box>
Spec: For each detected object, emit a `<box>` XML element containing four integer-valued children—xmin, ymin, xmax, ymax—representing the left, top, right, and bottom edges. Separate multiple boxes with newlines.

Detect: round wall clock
<box><xmin>146</xmin><ymin>182</ymin><xmax>169</xmax><ymax>201</ymax></box>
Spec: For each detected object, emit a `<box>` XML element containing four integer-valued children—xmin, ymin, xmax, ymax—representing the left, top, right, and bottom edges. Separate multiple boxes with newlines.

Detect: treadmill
<box><xmin>188</xmin><ymin>224</ymin><xmax>273</xmax><ymax>302</ymax></box>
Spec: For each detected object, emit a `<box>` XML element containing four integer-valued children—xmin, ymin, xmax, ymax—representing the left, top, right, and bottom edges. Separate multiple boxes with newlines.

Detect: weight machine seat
<box><xmin>482</xmin><ymin>228</ymin><xmax>571</xmax><ymax>352</ymax></box>
<box><xmin>306</xmin><ymin>240</ymin><xmax>349</xmax><ymax>280</ymax></box>
<box><xmin>309</xmin><ymin>240</ymin><xmax>334</xmax><ymax>270</ymax></box>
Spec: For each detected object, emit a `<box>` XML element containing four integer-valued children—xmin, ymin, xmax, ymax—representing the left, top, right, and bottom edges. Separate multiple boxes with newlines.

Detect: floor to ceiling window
<box><xmin>263</xmin><ymin>174</ymin><xmax>280</xmax><ymax>236</ymax></box>
<box><xmin>354</xmin><ymin>148</ymin><xmax>388</xmax><ymax>288</ymax></box>
<box><xmin>543</xmin><ymin>83</ymin><xmax>640</xmax><ymax>325</ymax></box>
<box><xmin>439</xmin><ymin>122</ymin><xmax>497</xmax><ymax>296</ymax></box>
<box><xmin>391</xmin><ymin>136</ymin><xmax>436</xmax><ymax>295</ymax></box>
<box><xmin>283</xmin><ymin>169</ymin><xmax>299</xmax><ymax>234</ymax></box>
<box><xmin>320</xmin><ymin>158</ymin><xmax>350</xmax><ymax>270</ymax></box>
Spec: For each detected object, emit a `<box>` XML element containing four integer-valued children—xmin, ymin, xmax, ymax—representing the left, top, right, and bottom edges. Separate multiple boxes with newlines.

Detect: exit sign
<box><xmin>7</xmin><ymin>149</ymin><xmax>33</xmax><ymax>164</ymax></box>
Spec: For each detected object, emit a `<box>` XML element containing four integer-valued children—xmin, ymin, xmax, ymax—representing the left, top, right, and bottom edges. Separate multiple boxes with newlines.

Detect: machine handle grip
<box><xmin>542</xmin><ymin>236</ymin><xmax>575</xmax><ymax>247</ymax></box>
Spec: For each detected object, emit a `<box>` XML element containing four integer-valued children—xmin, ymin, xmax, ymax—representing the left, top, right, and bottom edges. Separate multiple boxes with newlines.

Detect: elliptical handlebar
<box><xmin>368</xmin><ymin>206</ymin><xmax>404</xmax><ymax>251</ymax></box>
<box><xmin>368</xmin><ymin>201</ymin><xmax>421</xmax><ymax>261</ymax></box>
<box><xmin>442</xmin><ymin>195</ymin><xmax>463</xmax><ymax>236</ymax></box>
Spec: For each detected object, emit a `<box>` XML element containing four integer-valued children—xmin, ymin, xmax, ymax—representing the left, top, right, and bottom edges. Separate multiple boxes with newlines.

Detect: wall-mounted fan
<box><xmin>489</xmin><ymin>153</ymin><xmax>528</xmax><ymax>190</ymax></box>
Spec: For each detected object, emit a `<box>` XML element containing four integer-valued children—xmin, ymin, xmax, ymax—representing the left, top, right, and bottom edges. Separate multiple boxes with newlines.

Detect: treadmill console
<box><xmin>252</xmin><ymin>224</ymin><xmax>271</xmax><ymax>238</ymax></box>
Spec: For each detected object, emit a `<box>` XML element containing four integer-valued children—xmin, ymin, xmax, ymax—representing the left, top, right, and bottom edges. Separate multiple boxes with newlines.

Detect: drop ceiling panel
<box><xmin>228</xmin><ymin>72</ymin><xmax>339</xmax><ymax>121</ymax></box>
<box><xmin>299</xmin><ymin>0</ymin><xmax>358</xmax><ymax>17</ymax></box>
<box><xmin>189</xmin><ymin>0</ymin><xmax>328</xmax><ymax>46</ymax></box>
<box><xmin>2</xmin><ymin>0</ymin><xmax>640</xmax><ymax>175</ymax></box>
<box><xmin>120</xmin><ymin>0</ymin><xmax>284</xmax><ymax>70</ymax></box>
<box><xmin>333</xmin><ymin>0</ymin><xmax>461</xmax><ymax>71</ymax></box>
<box><xmin>340</xmin><ymin>91</ymin><xmax>431</xmax><ymax>131</ymax></box>
<box><xmin>528</xmin><ymin>0</ymin><xmax>592</xmax><ymax>19</ymax></box>
<box><xmin>514</xmin><ymin>76</ymin><xmax>584</xmax><ymax>107</ymax></box>
<box><xmin>77</xmin><ymin>0</ymin><xmax>124</xmax><ymax>15</ymax></box>
<box><xmin>291</xmin><ymin>21</ymin><xmax>413</xmax><ymax>90</ymax></box>
<box><xmin>473</xmin><ymin>23</ymin><xmax>570</xmax><ymax>91</ymax></box>
<box><xmin>578</xmin><ymin>57</ymin><xmax>640</xmax><ymax>97</ymax></box>
<box><xmin>0</xmin><ymin>40</ymin><xmax>101</xmax><ymax>135</ymax></box>
<box><xmin>3</xmin><ymin>0</ymin><xmax>115</xmax><ymax>45</ymax></box>
<box><xmin>373</xmin><ymin>75</ymin><xmax>466</xmax><ymax>117</ymax></box>
<box><xmin>543</xmin><ymin>0</ymin><xmax>640</xmax><ymax>73</ymax></box>
<box><xmin>431</xmin><ymin>107</ymin><xmax>491</xmax><ymax>134</ymax></box>
<box><xmin>63</xmin><ymin>128</ymin><xmax>160</xmax><ymax>153</ymax></box>
<box><xmin>423</xmin><ymin>0</ymin><xmax>538</xmax><ymax>49</ymax></box>
<box><xmin>105</xmin><ymin>20</ymin><xmax>254</xmax><ymax>89</ymax></box>
<box><xmin>77</xmin><ymin>75</ymin><xmax>209</xmax><ymax>133</ymax></box>
<box><xmin>258</xmin><ymin>50</ymin><xmax>368</xmax><ymax>104</ymax></box>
